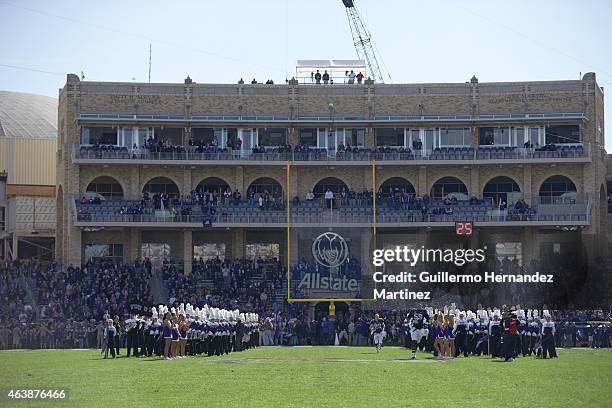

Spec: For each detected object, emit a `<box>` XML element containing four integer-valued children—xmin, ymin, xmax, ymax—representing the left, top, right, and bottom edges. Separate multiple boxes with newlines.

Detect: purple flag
<box><xmin>476</xmin><ymin>335</ymin><xmax>489</xmax><ymax>349</ymax></box>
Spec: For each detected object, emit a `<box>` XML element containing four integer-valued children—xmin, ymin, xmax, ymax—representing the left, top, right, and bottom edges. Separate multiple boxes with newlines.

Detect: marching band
<box><xmin>103</xmin><ymin>304</ymin><xmax>259</xmax><ymax>360</ymax></box>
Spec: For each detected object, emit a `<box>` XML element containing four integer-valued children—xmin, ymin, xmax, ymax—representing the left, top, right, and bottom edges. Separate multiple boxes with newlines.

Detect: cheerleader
<box><xmin>443</xmin><ymin>314</ymin><xmax>455</xmax><ymax>359</ymax></box>
<box><xmin>171</xmin><ymin>314</ymin><xmax>180</xmax><ymax>358</ymax></box>
<box><xmin>432</xmin><ymin>314</ymin><xmax>445</xmax><ymax>359</ymax></box>
<box><xmin>178</xmin><ymin>314</ymin><xmax>188</xmax><ymax>358</ymax></box>
<box><xmin>162</xmin><ymin>312</ymin><xmax>173</xmax><ymax>360</ymax></box>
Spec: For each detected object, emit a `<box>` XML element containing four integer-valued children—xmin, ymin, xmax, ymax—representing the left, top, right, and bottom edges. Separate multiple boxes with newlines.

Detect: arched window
<box><xmin>539</xmin><ymin>175</ymin><xmax>576</xmax><ymax>197</ymax></box>
<box><xmin>86</xmin><ymin>176</ymin><xmax>124</xmax><ymax>199</ymax></box>
<box><xmin>247</xmin><ymin>177</ymin><xmax>283</xmax><ymax>198</ymax></box>
<box><xmin>380</xmin><ymin>177</ymin><xmax>416</xmax><ymax>197</ymax></box>
<box><xmin>143</xmin><ymin>177</ymin><xmax>179</xmax><ymax>197</ymax></box>
<box><xmin>313</xmin><ymin>177</ymin><xmax>349</xmax><ymax>197</ymax></box>
<box><xmin>483</xmin><ymin>176</ymin><xmax>520</xmax><ymax>204</ymax></box>
<box><xmin>430</xmin><ymin>177</ymin><xmax>468</xmax><ymax>200</ymax></box>
<box><xmin>196</xmin><ymin>177</ymin><xmax>229</xmax><ymax>196</ymax></box>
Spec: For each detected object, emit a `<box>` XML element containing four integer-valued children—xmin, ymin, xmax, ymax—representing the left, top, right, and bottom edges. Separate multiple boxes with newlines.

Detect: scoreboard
<box><xmin>455</xmin><ymin>222</ymin><xmax>473</xmax><ymax>236</ymax></box>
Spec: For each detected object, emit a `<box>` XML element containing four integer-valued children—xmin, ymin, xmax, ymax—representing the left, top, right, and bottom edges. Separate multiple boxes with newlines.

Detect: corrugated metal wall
<box><xmin>0</xmin><ymin>138</ymin><xmax>56</xmax><ymax>186</ymax></box>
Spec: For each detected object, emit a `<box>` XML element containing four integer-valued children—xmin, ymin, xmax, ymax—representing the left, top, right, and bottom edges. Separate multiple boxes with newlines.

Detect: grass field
<box><xmin>0</xmin><ymin>347</ymin><xmax>611</xmax><ymax>408</ymax></box>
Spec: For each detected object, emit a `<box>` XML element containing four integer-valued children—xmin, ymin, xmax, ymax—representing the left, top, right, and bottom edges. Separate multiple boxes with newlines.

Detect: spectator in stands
<box><xmin>322</xmin><ymin>70</ymin><xmax>330</xmax><ymax>84</ymax></box>
<box><xmin>324</xmin><ymin>189</ymin><xmax>334</xmax><ymax>209</ymax></box>
<box><xmin>356</xmin><ymin>72</ymin><xmax>364</xmax><ymax>84</ymax></box>
<box><xmin>251</xmin><ymin>78</ymin><xmax>257</xmax><ymax>84</ymax></box>
<box><xmin>347</xmin><ymin>70</ymin><xmax>356</xmax><ymax>84</ymax></box>
<box><xmin>314</xmin><ymin>70</ymin><xmax>322</xmax><ymax>84</ymax></box>
<box><xmin>306</xmin><ymin>191</ymin><xmax>315</xmax><ymax>201</ymax></box>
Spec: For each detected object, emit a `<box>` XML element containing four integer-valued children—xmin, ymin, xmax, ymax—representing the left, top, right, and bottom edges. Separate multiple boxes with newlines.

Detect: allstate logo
<box><xmin>312</xmin><ymin>232</ymin><xmax>349</xmax><ymax>268</ymax></box>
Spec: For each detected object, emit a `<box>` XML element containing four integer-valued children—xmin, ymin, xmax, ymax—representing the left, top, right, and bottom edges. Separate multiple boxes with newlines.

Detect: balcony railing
<box><xmin>72</xmin><ymin>144</ymin><xmax>591</xmax><ymax>163</ymax></box>
<box><xmin>73</xmin><ymin>195</ymin><xmax>590</xmax><ymax>226</ymax></box>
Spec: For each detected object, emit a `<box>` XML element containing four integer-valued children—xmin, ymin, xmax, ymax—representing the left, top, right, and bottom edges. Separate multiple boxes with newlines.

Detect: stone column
<box><xmin>470</xmin><ymin>167</ymin><xmax>479</xmax><ymax>198</ymax></box>
<box><xmin>183</xmin><ymin>229</ymin><xmax>193</xmax><ymax>274</ymax></box>
<box><xmin>417</xmin><ymin>166</ymin><xmax>428</xmax><ymax>196</ymax></box>
<box><xmin>127</xmin><ymin>228</ymin><xmax>141</xmax><ymax>262</ymax></box>
<box><xmin>232</xmin><ymin>228</ymin><xmax>245</xmax><ymax>259</ymax></box>
<box><xmin>522</xmin><ymin>165</ymin><xmax>532</xmax><ymax>205</ymax></box>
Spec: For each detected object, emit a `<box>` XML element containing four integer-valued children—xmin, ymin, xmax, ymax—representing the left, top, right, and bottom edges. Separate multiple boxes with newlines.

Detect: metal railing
<box><xmin>74</xmin><ymin>208</ymin><xmax>589</xmax><ymax>225</ymax></box>
<box><xmin>73</xmin><ymin>144</ymin><xmax>591</xmax><ymax>163</ymax></box>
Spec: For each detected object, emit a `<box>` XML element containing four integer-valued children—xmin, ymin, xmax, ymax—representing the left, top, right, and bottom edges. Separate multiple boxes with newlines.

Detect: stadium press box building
<box><xmin>55</xmin><ymin>72</ymin><xmax>609</xmax><ymax>306</ymax></box>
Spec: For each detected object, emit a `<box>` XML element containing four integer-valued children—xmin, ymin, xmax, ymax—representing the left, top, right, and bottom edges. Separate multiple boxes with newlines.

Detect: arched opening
<box><xmin>430</xmin><ymin>176</ymin><xmax>468</xmax><ymax>200</ymax></box>
<box><xmin>483</xmin><ymin>176</ymin><xmax>521</xmax><ymax>205</ymax></box>
<box><xmin>247</xmin><ymin>177</ymin><xmax>283</xmax><ymax>198</ymax></box>
<box><xmin>142</xmin><ymin>177</ymin><xmax>180</xmax><ymax>197</ymax></box>
<box><xmin>86</xmin><ymin>176</ymin><xmax>124</xmax><ymax>199</ymax></box>
<box><xmin>313</xmin><ymin>177</ymin><xmax>349</xmax><ymax>198</ymax></box>
<box><xmin>379</xmin><ymin>177</ymin><xmax>416</xmax><ymax>198</ymax></box>
<box><xmin>539</xmin><ymin>175</ymin><xmax>576</xmax><ymax>198</ymax></box>
<box><xmin>196</xmin><ymin>177</ymin><xmax>230</xmax><ymax>196</ymax></box>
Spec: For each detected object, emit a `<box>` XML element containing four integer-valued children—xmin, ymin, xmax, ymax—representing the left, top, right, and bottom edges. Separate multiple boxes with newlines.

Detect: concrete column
<box><xmin>129</xmin><ymin>167</ymin><xmax>140</xmax><ymax>199</ymax></box>
<box><xmin>127</xmin><ymin>228</ymin><xmax>141</xmax><ymax>261</ymax></box>
<box><xmin>232</xmin><ymin>228</ymin><xmax>245</xmax><ymax>259</ymax></box>
<box><xmin>12</xmin><ymin>233</ymin><xmax>18</xmax><ymax>259</ymax></box>
<box><xmin>417</xmin><ymin>166</ymin><xmax>428</xmax><ymax>196</ymax></box>
<box><xmin>66</xmin><ymin>226</ymin><xmax>82</xmax><ymax>267</ymax></box>
<box><xmin>288</xmin><ymin>128</ymin><xmax>299</xmax><ymax>146</ymax></box>
<box><xmin>289</xmin><ymin>165</ymin><xmax>298</xmax><ymax>202</ymax></box>
<box><xmin>235</xmin><ymin>166</ymin><xmax>244</xmax><ymax>193</ymax></box>
<box><xmin>470</xmin><ymin>166</ymin><xmax>479</xmax><ymax>198</ymax></box>
<box><xmin>522</xmin><ymin>165</ymin><xmax>532</xmax><ymax>205</ymax></box>
<box><xmin>183</xmin><ymin>229</ymin><xmax>193</xmax><ymax>274</ymax></box>
<box><xmin>182</xmin><ymin>168</ymin><xmax>192</xmax><ymax>196</ymax></box>
<box><xmin>365</xmin><ymin>128</ymin><xmax>375</xmax><ymax>147</ymax></box>
<box><xmin>521</xmin><ymin>227</ymin><xmax>538</xmax><ymax>265</ymax></box>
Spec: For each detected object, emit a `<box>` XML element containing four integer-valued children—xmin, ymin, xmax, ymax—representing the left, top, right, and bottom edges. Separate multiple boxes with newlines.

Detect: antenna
<box><xmin>148</xmin><ymin>43</ymin><xmax>152</xmax><ymax>83</ymax></box>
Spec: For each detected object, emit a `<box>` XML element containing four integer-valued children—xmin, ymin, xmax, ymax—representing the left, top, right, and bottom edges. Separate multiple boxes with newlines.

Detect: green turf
<box><xmin>0</xmin><ymin>347</ymin><xmax>611</xmax><ymax>408</ymax></box>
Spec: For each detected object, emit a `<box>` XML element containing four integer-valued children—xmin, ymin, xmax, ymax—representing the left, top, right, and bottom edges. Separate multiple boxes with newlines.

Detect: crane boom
<box><xmin>342</xmin><ymin>0</ymin><xmax>387</xmax><ymax>84</ymax></box>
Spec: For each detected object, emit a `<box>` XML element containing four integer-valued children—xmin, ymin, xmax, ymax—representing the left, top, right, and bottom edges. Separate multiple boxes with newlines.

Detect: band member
<box><xmin>489</xmin><ymin>311</ymin><xmax>502</xmax><ymax>358</ymax></box>
<box><xmin>369</xmin><ymin>313</ymin><xmax>385</xmax><ymax>353</ymax></box>
<box><xmin>454</xmin><ymin>312</ymin><xmax>468</xmax><ymax>357</ymax></box>
<box><xmin>408</xmin><ymin>308</ymin><xmax>429</xmax><ymax>360</ymax></box>
<box><xmin>541</xmin><ymin>315</ymin><xmax>558</xmax><ymax>359</ymax></box>
<box><xmin>125</xmin><ymin>314</ymin><xmax>139</xmax><ymax>357</ymax></box>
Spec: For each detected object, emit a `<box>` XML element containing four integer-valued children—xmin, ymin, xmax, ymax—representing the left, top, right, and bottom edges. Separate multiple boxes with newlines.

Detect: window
<box><xmin>80</xmin><ymin>127</ymin><xmax>89</xmax><ymax>145</ymax></box>
<box><xmin>60</xmin><ymin>119</ymin><xmax>65</xmax><ymax>145</ymax></box>
<box><xmin>539</xmin><ymin>175</ymin><xmax>577</xmax><ymax>198</ymax></box>
<box><xmin>192</xmin><ymin>128</ymin><xmax>215</xmax><ymax>144</ymax></box>
<box><xmin>430</xmin><ymin>177</ymin><xmax>468</xmax><ymax>199</ymax></box>
<box><xmin>299</xmin><ymin>128</ymin><xmax>319</xmax><ymax>147</ymax></box>
<box><xmin>193</xmin><ymin>244</ymin><xmax>226</xmax><ymax>261</ymax></box>
<box><xmin>545</xmin><ymin>125</ymin><xmax>580</xmax><ymax>144</ymax></box>
<box><xmin>439</xmin><ymin>128</ymin><xmax>470</xmax><ymax>147</ymax></box>
<box><xmin>511</xmin><ymin>127</ymin><xmax>526</xmax><ymax>147</ymax></box>
<box><xmin>86</xmin><ymin>176</ymin><xmax>124</xmax><ymax>199</ymax></box>
<box><xmin>375</xmin><ymin>128</ymin><xmax>404</xmax><ymax>146</ymax></box>
<box><xmin>85</xmin><ymin>244</ymin><xmax>123</xmax><ymax>262</ymax></box>
<box><xmin>246</xmin><ymin>243</ymin><xmax>279</xmax><ymax>260</ymax></box>
<box><xmin>258</xmin><ymin>128</ymin><xmax>287</xmax><ymax>147</ymax></box>
<box><xmin>346</xmin><ymin>128</ymin><xmax>365</xmax><ymax>147</ymax></box>
<box><xmin>141</xmin><ymin>243</ymin><xmax>171</xmax><ymax>260</ymax></box>
<box><xmin>490</xmin><ymin>242</ymin><xmax>522</xmax><ymax>266</ymax></box>
<box><xmin>483</xmin><ymin>176</ymin><xmax>520</xmax><ymax>204</ymax></box>
<box><xmin>479</xmin><ymin>127</ymin><xmax>510</xmax><ymax>146</ymax></box>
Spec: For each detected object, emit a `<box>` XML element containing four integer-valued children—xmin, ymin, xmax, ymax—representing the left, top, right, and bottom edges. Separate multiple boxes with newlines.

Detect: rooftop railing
<box><xmin>77</xmin><ymin>112</ymin><xmax>586</xmax><ymax>123</ymax></box>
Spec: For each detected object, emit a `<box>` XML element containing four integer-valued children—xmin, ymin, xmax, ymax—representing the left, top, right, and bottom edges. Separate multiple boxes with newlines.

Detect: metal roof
<box><xmin>0</xmin><ymin>90</ymin><xmax>57</xmax><ymax>139</ymax></box>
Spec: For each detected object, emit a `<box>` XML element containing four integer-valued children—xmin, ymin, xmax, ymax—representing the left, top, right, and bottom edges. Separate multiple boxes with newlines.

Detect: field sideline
<box><xmin>1</xmin><ymin>347</ymin><xmax>611</xmax><ymax>408</ymax></box>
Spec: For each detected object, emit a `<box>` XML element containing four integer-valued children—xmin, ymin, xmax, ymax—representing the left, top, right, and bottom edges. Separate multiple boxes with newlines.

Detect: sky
<box><xmin>1</xmin><ymin>0</ymin><xmax>611</xmax><ymax>147</ymax></box>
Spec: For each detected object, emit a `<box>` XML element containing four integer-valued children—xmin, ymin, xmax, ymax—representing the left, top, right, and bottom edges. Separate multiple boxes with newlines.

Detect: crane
<box><xmin>341</xmin><ymin>0</ymin><xmax>389</xmax><ymax>84</ymax></box>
